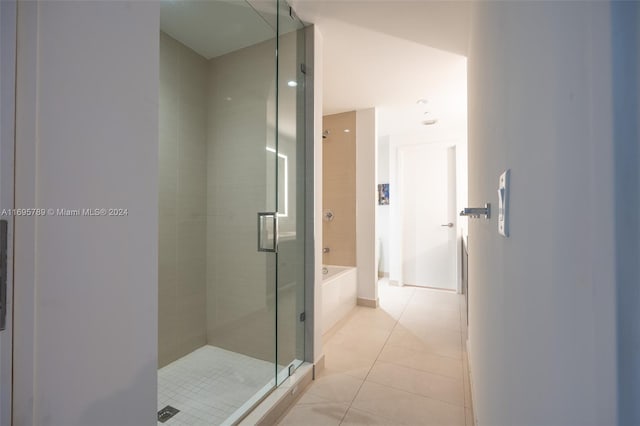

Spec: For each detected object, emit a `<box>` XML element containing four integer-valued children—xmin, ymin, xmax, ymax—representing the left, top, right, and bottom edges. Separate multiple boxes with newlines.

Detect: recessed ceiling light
<box><xmin>344</xmin><ymin>129</ymin><xmax>351</xmax><ymax>133</ymax></box>
<box><xmin>287</xmin><ymin>80</ymin><xmax>298</xmax><ymax>87</ymax></box>
<box><xmin>416</xmin><ymin>98</ymin><xmax>428</xmax><ymax>105</ymax></box>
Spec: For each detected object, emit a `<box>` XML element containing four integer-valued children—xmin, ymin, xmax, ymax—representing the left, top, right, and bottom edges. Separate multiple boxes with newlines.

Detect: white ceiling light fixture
<box><xmin>422</xmin><ymin>111</ymin><xmax>438</xmax><ymax>126</ymax></box>
<box><xmin>287</xmin><ymin>80</ymin><xmax>298</xmax><ymax>87</ymax></box>
<box><xmin>422</xmin><ymin>118</ymin><xmax>438</xmax><ymax>125</ymax></box>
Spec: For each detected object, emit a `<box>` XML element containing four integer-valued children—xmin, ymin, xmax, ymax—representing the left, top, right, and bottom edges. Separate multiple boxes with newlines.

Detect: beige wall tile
<box><xmin>205</xmin><ymin>37</ymin><xmax>277</xmax><ymax>363</ymax></box>
<box><xmin>206</xmin><ymin>33</ymin><xmax>302</xmax><ymax>365</ymax></box>
<box><xmin>159</xmin><ymin>30</ymin><xmax>304</xmax><ymax>369</ymax></box>
<box><xmin>323</xmin><ymin>111</ymin><xmax>356</xmax><ymax>267</ymax></box>
<box><xmin>158</xmin><ymin>32</ymin><xmax>208</xmax><ymax>368</ymax></box>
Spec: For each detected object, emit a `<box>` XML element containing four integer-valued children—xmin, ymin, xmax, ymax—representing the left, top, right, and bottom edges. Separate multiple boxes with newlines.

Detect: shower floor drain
<box><xmin>158</xmin><ymin>405</ymin><xmax>180</xmax><ymax>423</ymax></box>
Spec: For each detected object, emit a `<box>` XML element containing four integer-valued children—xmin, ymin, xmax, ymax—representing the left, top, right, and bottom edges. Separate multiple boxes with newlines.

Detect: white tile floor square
<box><xmin>278</xmin><ymin>279</ymin><xmax>475</xmax><ymax>426</ymax></box>
<box><xmin>157</xmin><ymin>345</ymin><xmax>275</xmax><ymax>426</ymax></box>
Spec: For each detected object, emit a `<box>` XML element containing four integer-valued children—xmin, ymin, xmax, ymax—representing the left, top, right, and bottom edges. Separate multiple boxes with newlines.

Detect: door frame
<box><xmin>12</xmin><ymin>1</ymin><xmax>39</xmax><ymax>424</ymax></box>
<box><xmin>391</xmin><ymin>140</ymin><xmax>464</xmax><ymax>293</ymax></box>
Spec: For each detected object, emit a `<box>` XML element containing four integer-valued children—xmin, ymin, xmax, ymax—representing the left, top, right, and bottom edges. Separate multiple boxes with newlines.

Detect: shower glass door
<box><xmin>248</xmin><ymin>0</ymin><xmax>306</xmax><ymax>386</ymax></box>
<box><xmin>158</xmin><ymin>0</ymin><xmax>306</xmax><ymax>424</ymax></box>
<box><xmin>158</xmin><ymin>1</ymin><xmax>281</xmax><ymax>424</ymax></box>
<box><xmin>275</xmin><ymin>0</ymin><xmax>306</xmax><ymax>385</ymax></box>
<box><xmin>202</xmin><ymin>2</ymin><xmax>280</xmax><ymax>418</ymax></box>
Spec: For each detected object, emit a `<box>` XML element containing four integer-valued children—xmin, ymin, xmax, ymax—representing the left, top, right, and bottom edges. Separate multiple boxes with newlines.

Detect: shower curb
<box><xmin>238</xmin><ymin>363</ymin><xmax>314</xmax><ymax>426</ymax></box>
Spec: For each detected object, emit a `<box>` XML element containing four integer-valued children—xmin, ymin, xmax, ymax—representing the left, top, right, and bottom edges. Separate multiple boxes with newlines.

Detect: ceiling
<box><xmin>291</xmin><ymin>0</ymin><xmax>471</xmax><ymax>56</ymax></box>
<box><xmin>290</xmin><ymin>1</ymin><xmax>471</xmax><ymax>138</ymax></box>
<box><xmin>296</xmin><ymin>16</ymin><xmax>468</xmax><ymax>137</ymax></box>
<box><xmin>160</xmin><ymin>0</ymin><xmax>470</xmax><ymax>138</ymax></box>
<box><xmin>160</xmin><ymin>0</ymin><xmax>276</xmax><ymax>59</ymax></box>
<box><xmin>160</xmin><ymin>0</ymin><xmax>304</xmax><ymax>60</ymax></box>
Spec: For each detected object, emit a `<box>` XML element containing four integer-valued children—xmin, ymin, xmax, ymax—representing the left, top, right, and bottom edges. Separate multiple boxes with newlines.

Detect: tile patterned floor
<box><xmin>277</xmin><ymin>279</ymin><xmax>475</xmax><ymax>426</ymax></box>
<box><xmin>157</xmin><ymin>345</ymin><xmax>274</xmax><ymax>426</ymax></box>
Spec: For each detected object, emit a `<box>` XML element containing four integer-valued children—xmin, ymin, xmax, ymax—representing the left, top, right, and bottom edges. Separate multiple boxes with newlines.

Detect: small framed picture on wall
<box><xmin>378</xmin><ymin>183</ymin><xmax>389</xmax><ymax>205</ymax></box>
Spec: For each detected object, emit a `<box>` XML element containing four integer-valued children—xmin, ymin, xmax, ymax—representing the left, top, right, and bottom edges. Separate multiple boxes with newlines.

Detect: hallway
<box><xmin>277</xmin><ymin>280</ymin><xmax>474</xmax><ymax>425</ymax></box>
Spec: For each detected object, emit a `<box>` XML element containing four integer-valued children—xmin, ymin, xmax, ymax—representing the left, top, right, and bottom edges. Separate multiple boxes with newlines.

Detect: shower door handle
<box><xmin>257</xmin><ymin>212</ymin><xmax>278</xmax><ymax>253</ymax></box>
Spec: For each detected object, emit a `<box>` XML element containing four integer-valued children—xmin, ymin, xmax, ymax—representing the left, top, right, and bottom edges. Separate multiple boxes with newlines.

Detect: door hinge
<box><xmin>299</xmin><ymin>312</ymin><xmax>306</xmax><ymax>322</ymax></box>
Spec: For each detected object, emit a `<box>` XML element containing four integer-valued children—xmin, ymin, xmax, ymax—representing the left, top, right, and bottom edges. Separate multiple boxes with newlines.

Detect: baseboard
<box><xmin>357</xmin><ymin>297</ymin><xmax>379</xmax><ymax>308</ymax></box>
<box><xmin>466</xmin><ymin>338</ymin><xmax>478</xmax><ymax>426</ymax></box>
<box><xmin>313</xmin><ymin>354</ymin><xmax>325</xmax><ymax>379</ymax></box>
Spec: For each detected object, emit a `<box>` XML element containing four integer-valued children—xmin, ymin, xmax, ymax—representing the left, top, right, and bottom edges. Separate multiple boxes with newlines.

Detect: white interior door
<box><xmin>0</xmin><ymin>0</ymin><xmax>16</xmax><ymax>423</ymax></box>
<box><xmin>400</xmin><ymin>144</ymin><xmax>457</xmax><ymax>290</ymax></box>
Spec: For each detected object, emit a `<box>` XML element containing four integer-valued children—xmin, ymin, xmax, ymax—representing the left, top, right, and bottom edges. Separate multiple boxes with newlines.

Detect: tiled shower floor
<box><xmin>157</xmin><ymin>345</ymin><xmax>275</xmax><ymax>426</ymax></box>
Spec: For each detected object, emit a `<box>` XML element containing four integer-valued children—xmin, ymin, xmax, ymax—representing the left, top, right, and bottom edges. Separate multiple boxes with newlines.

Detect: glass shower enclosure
<box><xmin>157</xmin><ymin>1</ymin><xmax>307</xmax><ymax>423</ymax></box>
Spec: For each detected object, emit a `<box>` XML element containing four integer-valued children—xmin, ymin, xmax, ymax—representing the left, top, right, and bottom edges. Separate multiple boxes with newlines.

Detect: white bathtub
<box><xmin>321</xmin><ymin>265</ymin><xmax>357</xmax><ymax>334</ymax></box>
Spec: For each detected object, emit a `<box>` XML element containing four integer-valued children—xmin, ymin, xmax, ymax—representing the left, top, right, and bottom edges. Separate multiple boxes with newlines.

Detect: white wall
<box><xmin>376</xmin><ymin>135</ymin><xmax>390</xmax><ymax>275</ymax></box>
<box><xmin>387</xmin><ymin>137</ymin><xmax>403</xmax><ymax>285</ymax></box>
<box><xmin>467</xmin><ymin>2</ymin><xmax>619</xmax><ymax>425</ymax></box>
<box><xmin>14</xmin><ymin>2</ymin><xmax>159</xmax><ymax>425</ymax></box>
<box><xmin>311</xmin><ymin>26</ymin><xmax>325</xmax><ymax>365</ymax></box>
<box><xmin>355</xmin><ymin>108</ymin><xmax>377</xmax><ymax>304</ymax></box>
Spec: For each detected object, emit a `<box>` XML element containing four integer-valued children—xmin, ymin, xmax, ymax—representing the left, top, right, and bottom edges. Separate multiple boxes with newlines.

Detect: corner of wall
<box><xmin>355</xmin><ymin>108</ymin><xmax>378</xmax><ymax>303</ymax></box>
<box><xmin>309</xmin><ymin>25</ymin><xmax>324</xmax><ymax>365</ymax></box>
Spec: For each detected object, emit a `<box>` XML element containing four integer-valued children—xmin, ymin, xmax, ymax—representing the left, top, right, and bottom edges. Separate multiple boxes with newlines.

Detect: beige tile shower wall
<box><xmin>158</xmin><ymin>32</ymin><xmax>208</xmax><ymax>368</ymax></box>
<box><xmin>205</xmin><ymin>38</ymin><xmax>277</xmax><ymax>363</ymax></box>
<box><xmin>323</xmin><ymin>112</ymin><xmax>357</xmax><ymax>266</ymax></box>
